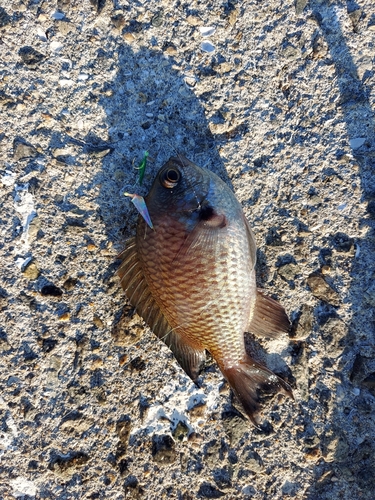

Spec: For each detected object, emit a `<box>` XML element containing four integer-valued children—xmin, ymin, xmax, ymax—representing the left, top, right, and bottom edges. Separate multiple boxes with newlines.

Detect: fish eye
<box><xmin>160</xmin><ymin>167</ymin><xmax>181</xmax><ymax>189</ymax></box>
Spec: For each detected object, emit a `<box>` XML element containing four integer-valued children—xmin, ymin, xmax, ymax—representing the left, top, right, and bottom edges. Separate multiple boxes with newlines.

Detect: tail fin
<box><xmin>224</xmin><ymin>356</ymin><xmax>293</xmax><ymax>426</ymax></box>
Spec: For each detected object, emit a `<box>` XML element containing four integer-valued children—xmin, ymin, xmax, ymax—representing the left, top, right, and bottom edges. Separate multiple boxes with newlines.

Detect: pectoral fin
<box><xmin>117</xmin><ymin>239</ymin><xmax>206</xmax><ymax>381</ymax></box>
<box><xmin>248</xmin><ymin>289</ymin><xmax>291</xmax><ymax>339</ymax></box>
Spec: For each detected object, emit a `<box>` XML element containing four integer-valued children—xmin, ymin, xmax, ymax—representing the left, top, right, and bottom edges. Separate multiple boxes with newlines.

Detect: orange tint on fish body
<box><xmin>118</xmin><ymin>155</ymin><xmax>293</xmax><ymax>425</ymax></box>
<box><xmin>137</xmin><ymin>203</ymin><xmax>254</xmax><ymax>367</ymax></box>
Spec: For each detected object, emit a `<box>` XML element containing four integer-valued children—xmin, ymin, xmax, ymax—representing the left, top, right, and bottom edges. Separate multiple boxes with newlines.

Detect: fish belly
<box><xmin>138</xmin><ymin>217</ymin><xmax>254</xmax><ymax>366</ymax></box>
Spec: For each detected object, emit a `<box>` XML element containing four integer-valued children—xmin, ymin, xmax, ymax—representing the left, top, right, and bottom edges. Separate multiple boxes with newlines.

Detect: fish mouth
<box><xmin>182</xmin><ymin>198</ymin><xmax>227</xmax><ymax>229</ymax></box>
<box><xmin>198</xmin><ymin>201</ymin><xmax>227</xmax><ymax>228</ymax></box>
<box><xmin>172</xmin><ymin>175</ymin><xmax>223</xmax><ymax>224</ymax></box>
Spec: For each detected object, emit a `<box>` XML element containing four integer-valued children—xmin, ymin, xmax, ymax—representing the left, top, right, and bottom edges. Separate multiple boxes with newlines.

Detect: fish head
<box><xmin>144</xmin><ymin>155</ymin><xmax>252</xmax><ymax>236</ymax></box>
<box><xmin>145</xmin><ymin>156</ymin><xmax>211</xmax><ymax>221</ymax></box>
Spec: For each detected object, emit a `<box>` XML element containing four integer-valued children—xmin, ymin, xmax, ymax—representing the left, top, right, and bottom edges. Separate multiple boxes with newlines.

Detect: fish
<box><xmin>118</xmin><ymin>155</ymin><xmax>292</xmax><ymax>425</ymax></box>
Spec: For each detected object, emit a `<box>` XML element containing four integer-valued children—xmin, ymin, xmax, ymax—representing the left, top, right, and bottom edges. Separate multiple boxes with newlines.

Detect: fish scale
<box><xmin>140</xmin><ymin>221</ymin><xmax>249</xmax><ymax>360</ymax></box>
<box><xmin>118</xmin><ymin>155</ymin><xmax>293</xmax><ymax>425</ymax></box>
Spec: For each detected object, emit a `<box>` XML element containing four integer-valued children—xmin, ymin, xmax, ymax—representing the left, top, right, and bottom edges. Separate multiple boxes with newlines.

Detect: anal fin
<box><xmin>117</xmin><ymin>239</ymin><xmax>206</xmax><ymax>382</ymax></box>
<box><xmin>248</xmin><ymin>289</ymin><xmax>290</xmax><ymax>339</ymax></box>
<box><xmin>162</xmin><ymin>331</ymin><xmax>206</xmax><ymax>382</ymax></box>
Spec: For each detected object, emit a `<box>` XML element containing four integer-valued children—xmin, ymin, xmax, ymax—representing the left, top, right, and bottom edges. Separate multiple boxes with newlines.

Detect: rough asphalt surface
<box><xmin>0</xmin><ymin>0</ymin><xmax>374</xmax><ymax>498</ymax></box>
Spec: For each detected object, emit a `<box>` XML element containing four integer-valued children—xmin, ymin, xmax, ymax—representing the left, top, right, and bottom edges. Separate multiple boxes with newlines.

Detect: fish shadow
<box><xmin>93</xmin><ymin>44</ymin><xmax>231</xmax><ymax>247</ymax></box>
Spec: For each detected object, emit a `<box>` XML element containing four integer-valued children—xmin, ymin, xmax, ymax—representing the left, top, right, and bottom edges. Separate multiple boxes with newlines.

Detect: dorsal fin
<box><xmin>117</xmin><ymin>238</ymin><xmax>206</xmax><ymax>381</ymax></box>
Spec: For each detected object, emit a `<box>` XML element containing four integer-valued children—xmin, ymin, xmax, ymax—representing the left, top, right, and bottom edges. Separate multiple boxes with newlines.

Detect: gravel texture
<box><xmin>0</xmin><ymin>0</ymin><xmax>374</xmax><ymax>499</ymax></box>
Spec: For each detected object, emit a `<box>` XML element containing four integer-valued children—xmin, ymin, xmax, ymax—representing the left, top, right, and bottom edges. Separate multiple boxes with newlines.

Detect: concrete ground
<box><xmin>0</xmin><ymin>0</ymin><xmax>374</xmax><ymax>498</ymax></box>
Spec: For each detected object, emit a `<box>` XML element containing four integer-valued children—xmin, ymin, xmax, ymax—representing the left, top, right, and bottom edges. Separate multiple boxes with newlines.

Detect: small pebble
<box><xmin>348</xmin><ymin>9</ymin><xmax>362</xmax><ymax>31</ymax></box>
<box><xmin>164</xmin><ymin>44</ymin><xmax>177</xmax><ymax>56</ymax></box>
<box><xmin>13</xmin><ymin>140</ymin><xmax>38</xmax><ymax>161</ymax></box>
<box><xmin>118</xmin><ymin>354</ymin><xmax>128</xmax><ymax>366</ymax></box>
<box><xmin>227</xmin><ymin>8</ymin><xmax>238</xmax><ymax>26</ymax></box>
<box><xmin>199</xmin><ymin>26</ymin><xmax>216</xmax><ymax>37</ymax></box>
<box><xmin>295</xmin><ymin>0</ymin><xmax>308</xmax><ymax>15</ymax></box>
<box><xmin>151</xmin><ymin>11</ymin><xmax>164</xmax><ymax>28</ymax></box>
<box><xmin>305</xmin><ymin>447</ymin><xmax>321</xmax><ymax>461</ymax></box>
<box><xmin>278</xmin><ymin>263</ymin><xmax>300</xmax><ymax>280</ymax></box>
<box><xmin>201</xmin><ymin>41</ymin><xmax>215</xmax><ymax>53</ymax></box>
<box><xmin>123</xmin><ymin>33</ymin><xmax>135</xmax><ymax>43</ymax></box>
<box><xmin>18</xmin><ymin>46</ymin><xmax>45</xmax><ymax>66</ymax></box>
<box><xmin>36</xmin><ymin>28</ymin><xmax>47</xmax><ymax>42</ymax></box>
<box><xmin>50</xmin><ymin>10</ymin><xmax>65</xmax><ymax>20</ymax></box>
<box><xmin>215</xmin><ymin>62</ymin><xmax>232</xmax><ymax>74</ymax></box>
<box><xmin>22</xmin><ymin>263</ymin><xmax>40</xmax><ymax>280</ymax></box>
<box><xmin>53</xmin><ymin>146</ymin><xmax>74</xmax><ymax>157</ymax></box>
<box><xmin>1</xmin><ymin>171</ymin><xmax>16</xmax><ymax>187</ymax></box>
<box><xmin>58</xmin><ymin>21</ymin><xmax>74</xmax><ymax>35</ymax></box>
<box><xmin>186</xmin><ymin>15</ymin><xmax>202</xmax><ymax>26</ymax></box>
<box><xmin>58</xmin><ymin>312</ymin><xmax>70</xmax><ymax>321</ymax></box>
<box><xmin>349</xmin><ymin>137</ymin><xmax>366</xmax><ymax>149</ymax></box>
<box><xmin>307</xmin><ymin>273</ymin><xmax>340</xmax><ymax>306</ymax></box>
<box><xmin>63</xmin><ymin>278</ymin><xmax>77</xmax><ymax>290</ymax></box>
<box><xmin>91</xmin><ymin>358</ymin><xmax>104</xmax><ymax>369</ymax></box>
<box><xmin>50</xmin><ymin>41</ymin><xmax>64</xmax><ymax>53</ymax></box>
<box><xmin>59</xmin><ymin>79</ymin><xmax>74</xmax><ymax>87</ymax></box>
<box><xmin>111</xmin><ymin>12</ymin><xmax>125</xmax><ymax>29</ymax></box>
<box><xmin>321</xmin><ymin>265</ymin><xmax>330</xmax><ymax>275</ymax></box>
<box><xmin>90</xmin><ymin>148</ymin><xmax>111</xmax><ymax>158</ymax></box>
